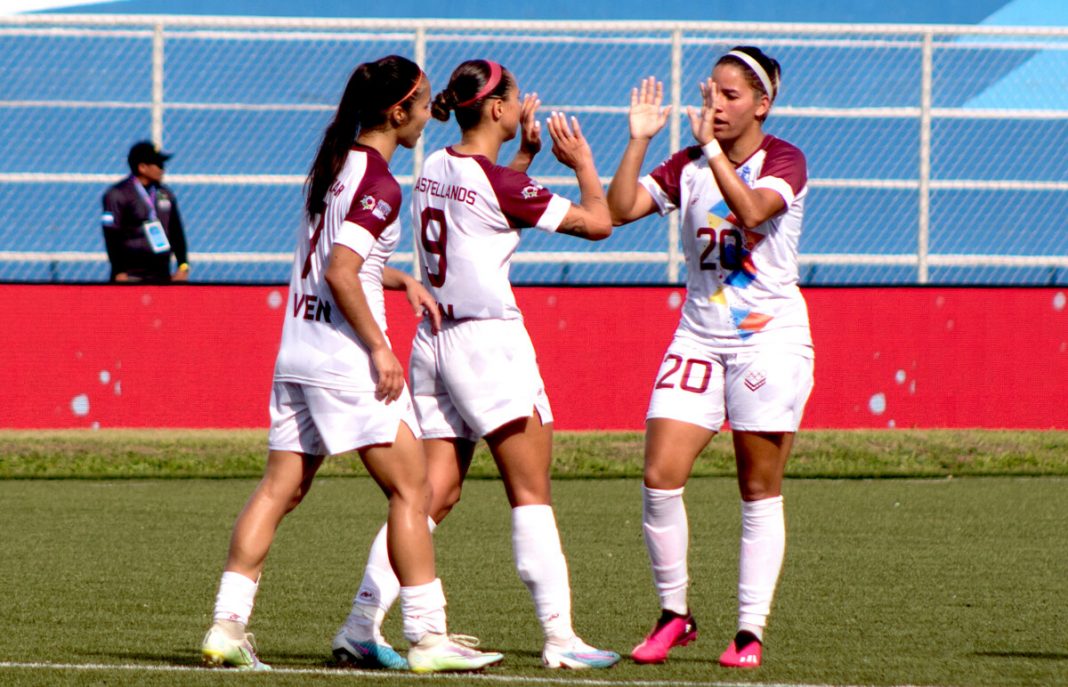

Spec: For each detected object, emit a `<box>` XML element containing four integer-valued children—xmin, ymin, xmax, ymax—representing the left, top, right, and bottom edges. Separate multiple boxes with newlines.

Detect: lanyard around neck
<box><xmin>132</xmin><ymin>178</ymin><xmax>158</xmax><ymax>221</ymax></box>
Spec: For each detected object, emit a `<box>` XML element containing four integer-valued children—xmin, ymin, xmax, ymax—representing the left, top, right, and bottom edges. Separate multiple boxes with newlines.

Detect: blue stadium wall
<box><xmin>5</xmin><ymin>0</ymin><xmax>1066</xmax><ymax>285</ymax></box>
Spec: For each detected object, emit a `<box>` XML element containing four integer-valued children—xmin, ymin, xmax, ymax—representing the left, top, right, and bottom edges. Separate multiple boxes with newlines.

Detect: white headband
<box><xmin>725</xmin><ymin>50</ymin><xmax>776</xmax><ymax>102</ymax></box>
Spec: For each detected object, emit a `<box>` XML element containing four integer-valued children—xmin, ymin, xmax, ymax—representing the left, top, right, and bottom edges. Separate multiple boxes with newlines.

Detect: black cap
<box><xmin>127</xmin><ymin>141</ymin><xmax>172</xmax><ymax>171</ymax></box>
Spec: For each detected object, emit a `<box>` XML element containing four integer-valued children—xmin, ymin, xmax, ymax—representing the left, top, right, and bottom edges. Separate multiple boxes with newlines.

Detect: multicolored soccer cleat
<box><xmin>631</xmin><ymin>610</ymin><xmax>698</xmax><ymax>664</ymax></box>
<box><xmin>718</xmin><ymin>631</ymin><xmax>762</xmax><ymax>668</ymax></box>
<box><xmin>201</xmin><ymin>623</ymin><xmax>271</xmax><ymax>671</ymax></box>
<box><xmin>332</xmin><ymin>630</ymin><xmax>409</xmax><ymax>670</ymax></box>
<box><xmin>407</xmin><ymin>633</ymin><xmax>504</xmax><ymax>673</ymax></box>
<box><xmin>542</xmin><ymin>636</ymin><xmax>621</xmax><ymax>670</ymax></box>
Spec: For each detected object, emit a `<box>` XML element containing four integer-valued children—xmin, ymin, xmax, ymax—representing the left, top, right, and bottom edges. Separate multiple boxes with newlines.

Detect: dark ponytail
<box><xmin>305</xmin><ymin>54</ymin><xmax>422</xmax><ymax>221</ymax></box>
<box><xmin>431</xmin><ymin>59</ymin><xmax>513</xmax><ymax>131</ymax></box>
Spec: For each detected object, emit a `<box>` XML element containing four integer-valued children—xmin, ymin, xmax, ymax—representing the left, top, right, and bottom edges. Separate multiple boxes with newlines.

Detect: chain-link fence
<box><xmin>1</xmin><ymin>15</ymin><xmax>1066</xmax><ymax>284</ymax></box>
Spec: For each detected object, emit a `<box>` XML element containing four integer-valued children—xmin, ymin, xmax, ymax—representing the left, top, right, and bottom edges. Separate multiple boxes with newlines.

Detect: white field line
<box><xmin>0</xmin><ymin>661</ymin><xmax>933</xmax><ymax>687</ymax></box>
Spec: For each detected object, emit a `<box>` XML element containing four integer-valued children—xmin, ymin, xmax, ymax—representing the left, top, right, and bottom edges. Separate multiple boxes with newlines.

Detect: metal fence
<box><xmin>1</xmin><ymin>15</ymin><xmax>1066</xmax><ymax>284</ymax></box>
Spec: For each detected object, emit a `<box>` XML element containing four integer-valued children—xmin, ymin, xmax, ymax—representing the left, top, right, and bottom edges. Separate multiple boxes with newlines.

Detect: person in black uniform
<box><xmin>101</xmin><ymin>141</ymin><xmax>189</xmax><ymax>282</ymax></box>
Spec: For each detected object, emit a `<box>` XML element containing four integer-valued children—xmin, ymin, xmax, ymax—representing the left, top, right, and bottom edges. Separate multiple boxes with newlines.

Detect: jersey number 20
<box><xmin>697</xmin><ymin>227</ymin><xmax>745</xmax><ymax>271</ymax></box>
<box><xmin>419</xmin><ymin>207</ymin><xmax>447</xmax><ymax>287</ymax></box>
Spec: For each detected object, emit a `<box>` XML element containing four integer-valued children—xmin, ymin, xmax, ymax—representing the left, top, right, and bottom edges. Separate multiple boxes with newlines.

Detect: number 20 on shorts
<box><xmin>655</xmin><ymin>354</ymin><xmax>713</xmax><ymax>393</ymax></box>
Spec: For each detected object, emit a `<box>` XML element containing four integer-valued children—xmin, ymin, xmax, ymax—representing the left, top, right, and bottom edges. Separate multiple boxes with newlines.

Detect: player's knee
<box><xmin>430</xmin><ymin>482</ymin><xmax>463</xmax><ymax>521</ymax></box>
<box><xmin>738</xmin><ymin>478</ymin><xmax>779</xmax><ymax>501</ymax></box>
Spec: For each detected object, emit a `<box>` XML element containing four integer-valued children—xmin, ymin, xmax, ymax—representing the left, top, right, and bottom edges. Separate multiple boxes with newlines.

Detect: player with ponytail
<box><xmin>608</xmin><ymin>46</ymin><xmax>812</xmax><ymax>669</ymax></box>
<box><xmin>334</xmin><ymin>58</ymin><xmax>621</xmax><ymax>671</ymax></box>
<box><xmin>201</xmin><ymin>55</ymin><xmax>502</xmax><ymax>674</ymax></box>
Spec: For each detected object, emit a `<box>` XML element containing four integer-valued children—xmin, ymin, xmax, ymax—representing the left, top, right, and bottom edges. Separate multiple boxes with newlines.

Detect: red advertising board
<box><xmin>3</xmin><ymin>285</ymin><xmax>1065</xmax><ymax>430</ymax></box>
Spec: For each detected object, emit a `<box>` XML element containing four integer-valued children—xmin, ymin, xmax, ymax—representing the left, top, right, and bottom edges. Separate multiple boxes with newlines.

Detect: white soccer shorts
<box><xmin>268</xmin><ymin>381</ymin><xmax>420</xmax><ymax>456</ymax></box>
<box><xmin>645</xmin><ymin>333</ymin><xmax>814</xmax><ymax>433</ymax></box>
<box><xmin>410</xmin><ymin>318</ymin><xmax>553</xmax><ymax>440</ymax></box>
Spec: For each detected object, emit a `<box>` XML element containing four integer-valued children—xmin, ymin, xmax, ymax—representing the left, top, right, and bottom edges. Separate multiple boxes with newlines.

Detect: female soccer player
<box><xmin>332</xmin><ymin>58</ymin><xmax>620</xmax><ymax>671</ymax></box>
<box><xmin>607</xmin><ymin>47</ymin><xmax>813</xmax><ymax>669</ymax></box>
<box><xmin>200</xmin><ymin>55</ymin><xmax>502</xmax><ymax>674</ymax></box>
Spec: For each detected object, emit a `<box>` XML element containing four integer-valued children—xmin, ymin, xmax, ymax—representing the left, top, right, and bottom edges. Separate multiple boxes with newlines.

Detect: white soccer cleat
<box><xmin>201</xmin><ymin>623</ymin><xmax>271</xmax><ymax>671</ymax></box>
<box><xmin>542</xmin><ymin>636</ymin><xmax>621</xmax><ymax>670</ymax></box>
<box><xmin>331</xmin><ymin>627</ymin><xmax>409</xmax><ymax>670</ymax></box>
<box><xmin>407</xmin><ymin>632</ymin><xmax>504</xmax><ymax>673</ymax></box>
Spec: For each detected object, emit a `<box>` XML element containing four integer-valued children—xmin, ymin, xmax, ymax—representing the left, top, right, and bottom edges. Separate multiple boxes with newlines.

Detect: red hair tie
<box><xmin>456</xmin><ymin>61</ymin><xmax>503</xmax><ymax>108</ymax></box>
<box><xmin>384</xmin><ymin>71</ymin><xmax>424</xmax><ymax>112</ymax></box>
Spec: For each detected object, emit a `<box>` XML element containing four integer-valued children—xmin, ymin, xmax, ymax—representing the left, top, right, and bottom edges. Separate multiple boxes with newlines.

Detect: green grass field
<box><xmin>1</xmin><ymin>430</ymin><xmax>1066</xmax><ymax>686</ymax></box>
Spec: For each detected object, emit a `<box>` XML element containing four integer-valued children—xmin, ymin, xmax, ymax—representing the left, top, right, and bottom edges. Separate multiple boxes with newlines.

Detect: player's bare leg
<box><xmin>487</xmin><ymin>412</ymin><xmax>620</xmax><ymax>670</ymax></box>
<box><xmin>633</xmin><ymin>419</ymin><xmax>714</xmax><ymax>663</ymax></box>
<box><xmin>357</xmin><ymin>422</ymin><xmax>503</xmax><ymax>672</ymax></box>
<box><xmin>360</xmin><ymin>422</ymin><xmax>435</xmax><ymax>588</ymax></box>
<box><xmin>335</xmin><ymin>436</ymin><xmax>479</xmax><ymax>669</ymax></box>
<box><xmin>204</xmin><ymin>450</ymin><xmax>323</xmax><ymax>670</ymax></box>
<box><xmin>719</xmin><ymin>430</ymin><xmax>794</xmax><ymax>668</ymax></box>
<box><xmin>426</xmin><ymin>437</ymin><xmax>477</xmax><ymax>522</ymax></box>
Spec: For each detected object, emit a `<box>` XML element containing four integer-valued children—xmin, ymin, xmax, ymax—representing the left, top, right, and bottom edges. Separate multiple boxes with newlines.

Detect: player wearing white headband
<box><xmin>608</xmin><ymin>45</ymin><xmax>811</xmax><ymax>669</ymax></box>
<box><xmin>333</xmin><ymin>58</ymin><xmax>621</xmax><ymax>671</ymax></box>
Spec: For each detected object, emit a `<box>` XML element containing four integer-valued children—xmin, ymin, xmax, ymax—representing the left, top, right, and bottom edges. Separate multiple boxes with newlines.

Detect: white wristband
<box><xmin>701</xmin><ymin>139</ymin><xmax>723</xmax><ymax>161</ymax></box>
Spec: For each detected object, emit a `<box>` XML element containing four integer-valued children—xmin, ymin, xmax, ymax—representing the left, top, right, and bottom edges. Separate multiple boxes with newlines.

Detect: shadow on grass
<box><xmin>89</xmin><ymin>650</ymin><xmax>337</xmax><ymax>667</ymax></box>
<box><xmin>973</xmin><ymin>651</ymin><xmax>1068</xmax><ymax>661</ymax></box>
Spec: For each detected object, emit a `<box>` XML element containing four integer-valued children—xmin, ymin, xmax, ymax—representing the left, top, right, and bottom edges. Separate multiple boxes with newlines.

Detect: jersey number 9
<box><xmin>420</xmin><ymin>207</ymin><xmax>448</xmax><ymax>287</ymax></box>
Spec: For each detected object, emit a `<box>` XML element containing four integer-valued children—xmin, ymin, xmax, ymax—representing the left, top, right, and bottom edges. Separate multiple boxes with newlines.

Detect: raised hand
<box><xmin>518</xmin><ymin>93</ymin><xmax>542</xmax><ymax>158</ymax></box>
<box><xmin>547</xmin><ymin>111</ymin><xmax>593</xmax><ymax>170</ymax></box>
<box><xmin>629</xmin><ymin>76</ymin><xmax>671</xmax><ymax>141</ymax></box>
<box><xmin>686</xmin><ymin>77</ymin><xmax>718</xmax><ymax>146</ymax></box>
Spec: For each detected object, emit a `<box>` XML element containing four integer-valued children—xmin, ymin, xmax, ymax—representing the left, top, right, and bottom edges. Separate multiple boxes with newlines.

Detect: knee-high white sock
<box><xmin>345</xmin><ymin>518</ymin><xmax>437</xmax><ymax>642</ymax></box>
<box><xmin>737</xmin><ymin>495</ymin><xmax>786</xmax><ymax>640</ymax></box>
<box><xmin>512</xmin><ymin>504</ymin><xmax>574</xmax><ymax>643</ymax></box>
<box><xmin>641</xmin><ymin>485</ymin><xmax>690</xmax><ymax>615</ymax></box>
<box><xmin>399</xmin><ymin>578</ymin><xmax>447</xmax><ymax>644</ymax></box>
<box><xmin>213</xmin><ymin>571</ymin><xmax>258</xmax><ymax>626</ymax></box>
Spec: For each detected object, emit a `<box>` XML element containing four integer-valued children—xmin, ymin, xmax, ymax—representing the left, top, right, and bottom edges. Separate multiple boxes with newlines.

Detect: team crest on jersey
<box><xmin>360</xmin><ymin>194</ymin><xmax>376</xmax><ymax>211</ymax></box>
<box><xmin>744</xmin><ymin>370</ymin><xmax>767</xmax><ymax>392</ymax></box>
<box><xmin>737</xmin><ymin>165</ymin><xmax>753</xmax><ymax>186</ymax></box>
<box><xmin>371</xmin><ymin>199</ymin><xmax>392</xmax><ymax>220</ymax></box>
<box><xmin>521</xmin><ymin>183</ymin><xmax>543</xmax><ymax>199</ymax></box>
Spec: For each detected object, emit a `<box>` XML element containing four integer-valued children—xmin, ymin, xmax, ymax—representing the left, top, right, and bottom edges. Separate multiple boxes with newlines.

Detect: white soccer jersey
<box><xmin>273</xmin><ymin>144</ymin><xmax>403</xmax><ymax>391</ymax></box>
<box><xmin>411</xmin><ymin>147</ymin><xmax>571</xmax><ymax>320</ymax></box>
<box><xmin>640</xmin><ymin>135</ymin><xmax>812</xmax><ymax>351</ymax></box>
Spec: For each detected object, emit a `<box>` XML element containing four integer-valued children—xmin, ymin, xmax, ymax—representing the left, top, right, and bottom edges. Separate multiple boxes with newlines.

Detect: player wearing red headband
<box><xmin>333</xmin><ymin>58</ymin><xmax>621</xmax><ymax>671</ymax></box>
<box><xmin>200</xmin><ymin>55</ymin><xmax>502</xmax><ymax>674</ymax></box>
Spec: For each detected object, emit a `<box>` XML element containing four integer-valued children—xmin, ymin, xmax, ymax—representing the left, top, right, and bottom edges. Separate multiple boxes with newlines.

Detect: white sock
<box><xmin>346</xmin><ymin>518</ymin><xmax>438</xmax><ymax>642</ymax></box>
<box><xmin>512</xmin><ymin>504</ymin><xmax>574</xmax><ymax>644</ymax></box>
<box><xmin>641</xmin><ymin>485</ymin><xmax>689</xmax><ymax>615</ymax></box>
<box><xmin>213</xmin><ymin>571</ymin><xmax>258</xmax><ymax>626</ymax></box>
<box><xmin>399</xmin><ymin>578</ymin><xmax>447</xmax><ymax>644</ymax></box>
<box><xmin>737</xmin><ymin>495</ymin><xmax>785</xmax><ymax>640</ymax></box>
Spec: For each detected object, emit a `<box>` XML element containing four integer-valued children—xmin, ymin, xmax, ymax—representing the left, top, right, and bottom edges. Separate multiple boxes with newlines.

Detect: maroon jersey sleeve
<box><xmin>649</xmin><ymin>146</ymin><xmax>703</xmax><ymax>208</ymax></box>
<box><xmin>475</xmin><ymin>157</ymin><xmax>557</xmax><ymax>230</ymax></box>
<box><xmin>758</xmin><ymin>137</ymin><xmax>808</xmax><ymax>197</ymax></box>
<box><xmin>344</xmin><ymin>159</ymin><xmax>402</xmax><ymax>239</ymax></box>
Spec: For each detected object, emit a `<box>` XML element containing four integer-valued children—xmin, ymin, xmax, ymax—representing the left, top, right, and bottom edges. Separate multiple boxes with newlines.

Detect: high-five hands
<box><xmin>629</xmin><ymin>76</ymin><xmax>671</xmax><ymax>141</ymax></box>
<box><xmin>546</xmin><ymin>111</ymin><xmax>593</xmax><ymax>170</ymax></box>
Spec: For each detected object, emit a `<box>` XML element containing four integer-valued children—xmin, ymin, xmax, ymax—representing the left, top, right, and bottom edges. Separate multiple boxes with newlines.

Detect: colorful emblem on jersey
<box><xmin>371</xmin><ymin>199</ymin><xmax>392</xmax><ymax>220</ymax></box>
<box><xmin>101</xmin><ymin>212</ymin><xmax>115</xmax><ymax>226</ymax></box>
<box><xmin>360</xmin><ymin>195</ymin><xmax>376</xmax><ymax>211</ymax></box>
<box><xmin>730</xmin><ymin>307</ymin><xmax>773</xmax><ymax>340</ymax></box>
<box><xmin>521</xmin><ymin>183</ymin><xmax>543</xmax><ymax>199</ymax></box>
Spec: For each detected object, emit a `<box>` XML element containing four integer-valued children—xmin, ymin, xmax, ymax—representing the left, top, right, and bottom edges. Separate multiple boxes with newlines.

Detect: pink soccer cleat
<box><xmin>718</xmin><ymin>631</ymin><xmax>762</xmax><ymax>668</ymax></box>
<box><xmin>631</xmin><ymin>611</ymin><xmax>698</xmax><ymax>664</ymax></box>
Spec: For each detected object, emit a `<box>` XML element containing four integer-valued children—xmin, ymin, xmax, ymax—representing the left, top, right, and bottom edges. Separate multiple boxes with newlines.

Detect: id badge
<box><xmin>142</xmin><ymin>220</ymin><xmax>171</xmax><ymax>254</ymax></box>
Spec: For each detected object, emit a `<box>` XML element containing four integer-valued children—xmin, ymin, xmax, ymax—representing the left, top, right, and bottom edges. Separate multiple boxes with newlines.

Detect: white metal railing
<box><xmin>1</xmin><ymin>15</ymin><xmax>1066</xmax><ymax>284</ymax></box>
